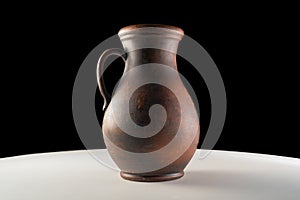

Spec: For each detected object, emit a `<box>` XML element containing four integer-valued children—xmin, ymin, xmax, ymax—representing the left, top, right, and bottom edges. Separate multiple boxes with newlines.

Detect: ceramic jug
<box><xmin>97</xmin><ymin>24</ymin><xmax>199</xmax><ymax>182</ymax></box>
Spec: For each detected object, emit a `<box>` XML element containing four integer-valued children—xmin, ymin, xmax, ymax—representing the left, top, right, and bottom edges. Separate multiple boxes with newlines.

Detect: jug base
<box><xmin>120</xmin><ymin>171</ymin><xmax>184</xmax><ymax>182</ymax></box>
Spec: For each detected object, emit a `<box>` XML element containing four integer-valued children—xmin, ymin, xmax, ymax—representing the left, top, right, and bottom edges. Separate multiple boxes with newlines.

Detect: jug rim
<box><xmin>119</xmin><ymin>24</ymin><xmax>184</xmax><ymax>35</ymax></box>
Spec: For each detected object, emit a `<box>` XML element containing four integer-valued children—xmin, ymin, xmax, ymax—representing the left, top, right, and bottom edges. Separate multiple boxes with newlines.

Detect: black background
<box><xmin>1</xmin><ymin>6</ymin><xmax>299</xmax><ymax>159</ymax></box>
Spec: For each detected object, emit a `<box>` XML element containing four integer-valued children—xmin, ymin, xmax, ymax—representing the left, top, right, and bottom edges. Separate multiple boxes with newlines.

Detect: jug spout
<box><xmin>118</xmin><ymin>24</ymin><xmax>184</xmax><ymax>54</ymax></box>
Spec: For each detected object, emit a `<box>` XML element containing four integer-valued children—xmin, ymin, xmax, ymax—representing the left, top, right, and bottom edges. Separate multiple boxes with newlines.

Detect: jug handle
<box><xmin>97</xmin><ymin>48</ymin><xmax>126</xmax><ymax>111</ymax></box>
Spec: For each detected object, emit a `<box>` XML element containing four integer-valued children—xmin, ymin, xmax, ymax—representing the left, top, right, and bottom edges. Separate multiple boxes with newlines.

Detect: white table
<box><xmin>0</xmin><ymin>150</ymin><xmax>299</xmax><ymax>200</ymax></box>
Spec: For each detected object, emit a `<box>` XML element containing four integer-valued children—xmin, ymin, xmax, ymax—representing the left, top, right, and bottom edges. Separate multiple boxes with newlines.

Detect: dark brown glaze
<box><xmin>125</xmin><ymin>48</ymin><xmax>177</xmax><ymax>70</ymax></box>
<box><xmin>101</xmin><ymin>47</ymin><xmax>199</xmax><ymax>181</ymax></box>
<box><xmin>119</xmin><ymin>125</ymin><xmax>199</xmax><ymax>182</ymax></box>
<box><xmin>105</xmin><ymin>84</ymin><xmax>180</xmax><ymax>153</ymax></box>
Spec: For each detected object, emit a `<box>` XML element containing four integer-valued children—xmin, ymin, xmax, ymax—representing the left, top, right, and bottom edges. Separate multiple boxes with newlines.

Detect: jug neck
<box><xmin>125</xmin><ymin>49</ymin><xmax>178</xmax><ymax>69</ymax></box>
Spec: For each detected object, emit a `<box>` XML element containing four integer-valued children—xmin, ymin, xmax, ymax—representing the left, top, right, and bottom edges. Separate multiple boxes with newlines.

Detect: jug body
<box><xmin>97</xmin><ymin>25</ymin><xmax>200</xmax><ymax>182</ymax></box>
